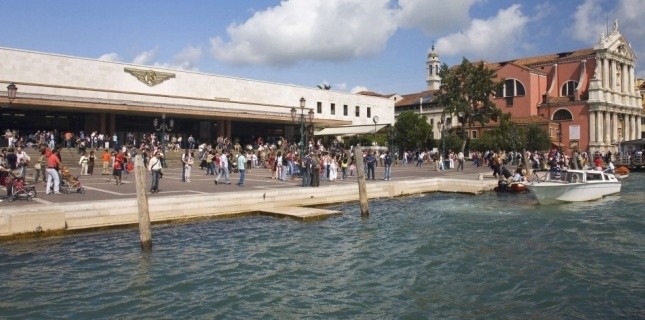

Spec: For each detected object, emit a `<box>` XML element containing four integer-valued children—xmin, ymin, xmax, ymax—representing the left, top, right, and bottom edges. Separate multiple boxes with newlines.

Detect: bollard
<box><xmin>353</xmin><ymin>146</ymin><xmax>369</xmax><ymax>217</ymax></box>
<box><xmin>134</xmin><ymin>155</ymin><xmax>152</xmax><ymax>251</ymax></box>
<box><xmin>479</xmin><ymin>173</ymin><xmax>483</xmax><ymax>181</ymax></box>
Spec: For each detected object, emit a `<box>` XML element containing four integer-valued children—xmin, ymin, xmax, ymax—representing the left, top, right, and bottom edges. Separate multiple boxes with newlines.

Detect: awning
<box><xmin>314</xmin><ymin>124</ymin><xmax>388</xmax><ymax>136</ymax></box>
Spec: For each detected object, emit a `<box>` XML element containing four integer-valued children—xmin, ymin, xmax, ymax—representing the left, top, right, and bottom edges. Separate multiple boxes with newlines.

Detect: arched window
<box><xmin>561</xmin><ymin>80</ymin><xmax>578</xmax><ymax>96</ymax></box>
<box><xmin>496</xmin><ymin>79</ymin><xmax>526</xmax><ymax>97</ymax></box>
<box><xmin>553</xmin><ymin>109</ymin><xmax>573</xmax><ymax>121</ymax></box>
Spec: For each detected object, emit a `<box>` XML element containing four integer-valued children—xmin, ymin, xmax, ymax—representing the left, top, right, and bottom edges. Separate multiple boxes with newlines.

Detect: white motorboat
<box><xmin>525</xmin><ymin>169</ymin><xmax>621</xmax><ymax>205</ymax></box>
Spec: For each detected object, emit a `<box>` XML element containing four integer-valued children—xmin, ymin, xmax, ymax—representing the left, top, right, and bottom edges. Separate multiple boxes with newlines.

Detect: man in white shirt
<box><xmin>214</xmin><ymin>151</ymin><xmax>231</xmax><ymax>185</ymax></box>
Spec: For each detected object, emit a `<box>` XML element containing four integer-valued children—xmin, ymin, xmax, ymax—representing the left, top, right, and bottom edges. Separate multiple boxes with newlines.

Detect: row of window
<box><xmin>495</xmin><ymin>79</ymin><xmax>579</xmax><ymax>98</ymax></box>
<box><xmin>316</xmin><ymin>102</ymin><xmax>371</xmax><ymax>118</ymax></box>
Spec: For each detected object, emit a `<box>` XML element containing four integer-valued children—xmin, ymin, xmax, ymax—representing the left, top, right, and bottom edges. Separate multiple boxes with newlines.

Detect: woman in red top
<box><xmin>113</xmin><ymin>151</ymin><xmax>124</xmax><ymax>185</ymax></box>
<box><xmin>46</xmin><ymin>151</ymin><xmax>62</xmax><ymax>194</ymax></box>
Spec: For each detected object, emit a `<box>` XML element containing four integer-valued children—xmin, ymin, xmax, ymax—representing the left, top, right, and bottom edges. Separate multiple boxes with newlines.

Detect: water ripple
<box><xmin>1</xmin><ymin>174</ymin><xmax>644</xmax><ymax>318</ymax></box>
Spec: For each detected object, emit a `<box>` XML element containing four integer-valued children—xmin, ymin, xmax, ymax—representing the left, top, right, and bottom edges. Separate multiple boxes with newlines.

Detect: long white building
<box><xmin>1</xmin><ymin>47</ymin><xmax>394</xmax><ymax>145</ymax></box>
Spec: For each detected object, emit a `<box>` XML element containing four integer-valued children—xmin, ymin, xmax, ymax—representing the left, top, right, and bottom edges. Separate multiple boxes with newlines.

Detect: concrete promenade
<box><xmin>0</xmin><ymin>148</ymin><xmax>498</xmax><ymax>238</ymax></box>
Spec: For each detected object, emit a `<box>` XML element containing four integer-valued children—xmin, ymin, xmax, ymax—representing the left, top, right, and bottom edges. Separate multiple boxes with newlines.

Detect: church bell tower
<box><xmin>426</xmin><ymin>44</ymin><xmax>441</xmax><ymax>91</ymax></box>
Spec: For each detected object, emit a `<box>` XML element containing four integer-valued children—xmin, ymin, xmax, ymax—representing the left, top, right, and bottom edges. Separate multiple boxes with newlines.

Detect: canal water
<box><xmin>1</xmin><ymin>175</ymin><xmax>643</xmax><ymax>319</ymax></box>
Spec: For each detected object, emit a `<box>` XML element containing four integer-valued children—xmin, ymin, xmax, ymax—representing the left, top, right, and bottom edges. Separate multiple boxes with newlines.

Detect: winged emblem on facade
<box><xmin>124</xmin><ymin>68</ymin><xmax>175</xmax><ymax>87</ymax></box>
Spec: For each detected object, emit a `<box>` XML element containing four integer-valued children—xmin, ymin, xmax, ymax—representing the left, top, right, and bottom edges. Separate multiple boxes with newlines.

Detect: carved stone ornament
<box><xmin>124</xmin><ymin>68</ymin><xmax>175</xmax><ymax>87</ymax></box>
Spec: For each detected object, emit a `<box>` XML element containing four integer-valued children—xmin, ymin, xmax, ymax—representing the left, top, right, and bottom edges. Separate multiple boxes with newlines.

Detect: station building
<box><xmin>0</xmin><ymin>47</ymin><xmax>394</xmax><ymax>147</ymax></box>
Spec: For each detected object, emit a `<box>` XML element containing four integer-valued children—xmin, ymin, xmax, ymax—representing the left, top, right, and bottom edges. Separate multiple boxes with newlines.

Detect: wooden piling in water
<box><xmin>134</xmin><ymin>155</ymin><xmax>152</xmax><ymax>251</ymax></box>
<box><xmin>353</xmin><ymin>146</ymin><xmax>369</xmax><ymax>217</ymax></box>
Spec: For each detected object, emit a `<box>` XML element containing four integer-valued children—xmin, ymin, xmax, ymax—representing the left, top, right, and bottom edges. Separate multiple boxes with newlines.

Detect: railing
<box><xmin>616</xmin><ymin>154</ymin><xmax>645</xmax><ymax>166</ymax></box>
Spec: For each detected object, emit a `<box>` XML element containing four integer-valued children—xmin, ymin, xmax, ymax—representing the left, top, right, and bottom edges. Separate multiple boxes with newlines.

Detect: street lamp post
<box><xmin>2</xmin><ymin>83</ymin><xmax>17</xmax><ymax>109</ymax></box>
<box><xmin>388</xmin><ymin>125</ymin><xmax>395</xmax><ymax>159</ymax></box>
<box><xmin>153</xmin><ymin>113</ymin><xmax>174</xmax><ymax>153</ymax></box>
<box><xmin>291</xmin><ymin>97</ymin><xmax>314</xmax><ymax>156</ymax></box>
<box><xmin>441</xmin><ymin>117</ymin><xmax>446</xmax><ymax>158</ymax></box>
<box><xmin>373</xmin><ymin>116</ymin><xmax>379</xmax><ymax>145</ymax></box>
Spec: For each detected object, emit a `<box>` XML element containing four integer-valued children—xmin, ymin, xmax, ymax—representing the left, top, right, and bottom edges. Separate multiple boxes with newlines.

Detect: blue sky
<box><xmin>2</xmin><ymin>0</ymin><xmax>644</xmax><ymax>95</ymax></box>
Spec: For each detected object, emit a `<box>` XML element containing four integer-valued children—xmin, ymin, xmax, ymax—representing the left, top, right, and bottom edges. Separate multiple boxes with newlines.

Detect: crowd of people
<box><xmin>3</xmin><ymin>127</ymin><xmax>644</xmax><ymax>197</ymax></box>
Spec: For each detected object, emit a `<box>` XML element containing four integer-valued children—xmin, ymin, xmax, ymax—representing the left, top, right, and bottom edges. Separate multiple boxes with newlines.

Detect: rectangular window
<box><xmin>330</xmin><ymin>103</ymin><xmax>335</xmax><ymax>115</ymax></box>
<box><xmin>317</xmin><ymin>101</ymin><xmax>322</xmax><ymax>114</ymax></box>
<box><xmin>355</xmin><ymin>106</ymin><xmax>360</xmax><ymax>117</ymax></box>
<box><xmin>471</xmin><ymin>130</ymin><xmax>478</xmax><ymax>139</ymax></box>
<box><xmin>367</xmin><ymin>107</ymin><xmax>371</xmax><ymax>118</ymax></box>
<box><xmin>343</xmin><ymin>104</ymin><xmax>348</xmax><ymax>116</ymax></box>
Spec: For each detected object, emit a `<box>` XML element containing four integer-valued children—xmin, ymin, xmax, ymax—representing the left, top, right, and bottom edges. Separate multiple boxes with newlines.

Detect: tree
<box><xmin>473</xmin><ymin>113</ymin><xmax>523</xmax><ymax>152</ymax></box>
<box><xmin>434</xmin><ymin>58</ymin><xmax>502</xmax><ymax>154</ymax></box>
<box><xmin>524</xmin><ymin>123</ymin><xmax>551</xmax><ymax>151</ymax></box>
<box><xmin>394</xmin><ymin>111</ymin><xmax>432</xmax><ymax>150</ymax></box>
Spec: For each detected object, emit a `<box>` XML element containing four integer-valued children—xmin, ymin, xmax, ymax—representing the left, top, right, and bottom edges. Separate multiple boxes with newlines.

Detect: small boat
<box><xmin>614</xmin><ymin>166</ymin><xmax>630</xmax><ymax>179</ymax></box>
<box><xmin>494</xmin><ymin>180</ymin><xmax>528</xmax><ymax>193</ymax></box>
<box><xmin>525</xmin><ymin>169</ymin><xmax>621</xmax><ymax>205</ymax></box>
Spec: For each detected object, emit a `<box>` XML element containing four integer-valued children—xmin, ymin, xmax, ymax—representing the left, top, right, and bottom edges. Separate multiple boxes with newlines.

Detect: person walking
<box><xmin>301</xmin><ymin>153</ymin><xmax>312</xmax><ymax>187</ymax></box>
<box><xmin>236</xmin><ymin>152</ymin><xmax>246</xmax><ymax>186</ymax></box>
<box><xmin>45</xmin><ymin>150</ymin><xmax>62</xmax><ymax>195</ymax></box>
<box><xmin>148</xmin><ymin>151</ymin><xmax>163</xmax><ymax>193</ymax></box>
<box><xmin>101</xmin><ymin>149</ymin><xmax>111</xmax><ymax>175</ymax></box>
<box><xmin>185</xmin><ymin>151</ymin><xmax>194</xmax><ymax>182</ymax></box>
<box><xmin>79</xmin><ymin>151</ymin><xmax>89</xmax><ymax>175</ymax></box>
<box><xmin>87</xmin><ymin>150</ymin><xmax>95</xmax><ymax>175</ymax></box>
<box><xmin>33</xmin><ymin>149</ymin><xmax>45</xmax><ymax>183</ymax></box>
<box><xmin>457</xmin><ymin>151</ymin><xmax>465</xmax><ymax>170</ymax></box>
<box><xmin>384</xmin><ymin>151</ymin><xmax>392</xmax><ymax>180</ymax></box>
<box><xmin>180</xmin><ymin>149</ymin><xmax>189</xmax><ymax>182</ymax></box>
<box><xmin>112</xmin><ymin>151</ymin><xmax>124</xmax><ymax>185</ymax></box>
<box><xmin>365</xmin><ymin>152</ymin><xmax>376</xmax><ymax>180</ymax></box>
<box><xmin>214</xmin><ymin>150</ymin><xmax>231</xmax><ymax>185</ymax></box>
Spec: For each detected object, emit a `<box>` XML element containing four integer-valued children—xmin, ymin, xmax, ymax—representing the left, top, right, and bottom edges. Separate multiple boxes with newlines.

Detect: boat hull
<box><xmin>526</xmin><ymin>181</ymin><xmax>621</xmax><ymax>205</ymax></box>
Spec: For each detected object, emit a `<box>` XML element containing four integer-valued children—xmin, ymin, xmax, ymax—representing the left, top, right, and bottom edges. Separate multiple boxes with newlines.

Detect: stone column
<box><xmin>597</xmin><ymin>111</ymin><xmax>605</xmax><ymax>144</ymax></box>
<box><xmin>637</xmin><ymin>116</ymin><xmax>642</xmax><ymax>140</ymax></box>
<box><xmin>602</xmin><ymin>58</ymin><xmax>609</xmax><ymax>90</ymax></box>
<box><xmin>622</xmin><ymin>63</ymin><xmax>628</xmax><ymax>94</ymax></box>
<box><xmin>631</xmin><ymin>115</ymin><xmax>637</xmax><ymax>140</ymax></box>
<box><xmin>589</xmin><ymin>111</ymin><xmax>597</xmax><ymax>144</ymax></box>
<box><xmin>612</xmin><ymin>112</ymin><xmax>619</xmax><ymax>144</ymax></box>
<box><xmin>604</xmin><ymin>111</ymin><xmax>611</xmax><ymax>145</ymax></box>
<box><xmin>623</xmin><ymin>114</ymin><xmax>632</xmax><ymax>141</ymax></box>
<box><xmin>609</xmin><ymin>60</ymin><xmax>615</xmax><ymax>92</ymax></box>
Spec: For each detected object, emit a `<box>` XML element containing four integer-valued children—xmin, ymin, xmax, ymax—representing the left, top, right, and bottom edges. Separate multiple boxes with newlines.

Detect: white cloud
<box><xmin>570</xmin><ymin>0</ymin><xmax>605</xmax><ymax>43</ymax></box>
<box><xmin>570</xmin><ymin>0</ymin><xmax>645</xmax><ymax>78</ymax></box>
<box><xmin>435</xmin><ymin>4</ymin><xmax>529</xmax><ymax>60</ymax></box>
<box><xmin>351</xmin><ymin>86</ymin><xmax>369</xmax><ymax>94</ymax></box>
<box><xmin>210</xmin><ymin>0</ymin><xmax>397</xmax><ymax>66</ymax></box>
<box><xmin>132</xmin><ymin>48</ymin><xmax>158</xmax><ymax>65</ymax></box>
<box><xmin>168</xmin><ymin>45</ymin><xmax>202</xmax><ymax>70</ymax></box>
<box><xmin>98</xmin><ymin>52</ymin><xmax>120</xmax><ymax>62</ymax></box>
<box><xmin>614</xmin><ymin>0</ymin><xmax>645</xmax><ymax>79</ymax></box>
<box><xmin>394</xmin><ymin>0</ymin><xmax>479</xmax><ymax>35</ymax></box>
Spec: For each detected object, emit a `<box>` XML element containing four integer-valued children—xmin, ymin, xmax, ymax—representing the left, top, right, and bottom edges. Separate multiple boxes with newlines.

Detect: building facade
<box><xmin>1</xmin><ymin>47</ymin><xmax>394</xmax><ymax>146</ymax></box>
<box><xmin>396</xmin><ymin>20</ymin><xmax>643</xmax><ymax>154</ymax></box>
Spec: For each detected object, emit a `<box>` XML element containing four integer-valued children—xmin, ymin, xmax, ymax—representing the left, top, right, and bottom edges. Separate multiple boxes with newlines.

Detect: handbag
<box><xmin>34</xmin><ymin>163</ymin><xmax>41</xmax><ymax>170</ymax></box>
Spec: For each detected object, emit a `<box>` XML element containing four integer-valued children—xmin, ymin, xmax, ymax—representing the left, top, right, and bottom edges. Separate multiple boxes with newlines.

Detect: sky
<box><xmin>2</xmin><ymin>0</ymin><xmax>644</xmax><ymax>95</ymax></box>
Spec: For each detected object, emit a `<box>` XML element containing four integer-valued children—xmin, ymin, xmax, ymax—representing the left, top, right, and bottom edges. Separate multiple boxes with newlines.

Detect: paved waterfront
<box><xmin>1</xmin><ymin>148</ymin><xmax>496</xmax><ymax>207</ymax></box>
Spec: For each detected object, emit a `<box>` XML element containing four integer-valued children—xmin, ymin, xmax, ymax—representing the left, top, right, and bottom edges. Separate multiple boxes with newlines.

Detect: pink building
<box><xmin>488</xmin><ymin>20</ymin><xmax>642</xmax><ymax>154</ymax></box>
<box><xmin>392</xmin><ymin>20</ymin><xmax>643</xmax><ymax>155</ymax></box>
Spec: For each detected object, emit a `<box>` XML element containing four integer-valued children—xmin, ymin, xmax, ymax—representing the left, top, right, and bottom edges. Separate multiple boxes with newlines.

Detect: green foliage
<box><xmin>394</xmin><ymin>111</ymin><xmax>432</xmax><ymax>150</ymax></box>
<box><xmin>347</xmin><ymin>135</ymin><xmax>373</xmax><ymax>147</ymax></box>
<box><xmin>443</xmin><ymin>134</ymin><xmax>464</xmax><ymax>155</ymax></box>
<box><xmin>434</xmin><ymin>58</ymin><xmax>502</xmax><ymax>154</ymax></box>
<box><xmin>524</xmin><ymin>123</ymin><xmax>552</xmax><ymax>151</ymax></box>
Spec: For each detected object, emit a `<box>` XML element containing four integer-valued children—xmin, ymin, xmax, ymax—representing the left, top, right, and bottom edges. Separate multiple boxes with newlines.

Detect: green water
<box><xmin>1</xmin><ymin>174</ymin><xmax>643</xmax><ymax>319</ymax></box>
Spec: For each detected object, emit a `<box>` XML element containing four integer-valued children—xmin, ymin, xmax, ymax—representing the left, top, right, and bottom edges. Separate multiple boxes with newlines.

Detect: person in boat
<box><xmin>593</xmin><ymin>155</ymin><xmax>603</xmax><ymax>170</ymax></box>
<box><xmin>604</xmin><ymin>160</ymin><xmax>615</xmax><ymax>174</ymax></box>
<box><xmin>512</xmin><ymin>167</ymin><xmax>527</xmax><ymax>183</ymax></box>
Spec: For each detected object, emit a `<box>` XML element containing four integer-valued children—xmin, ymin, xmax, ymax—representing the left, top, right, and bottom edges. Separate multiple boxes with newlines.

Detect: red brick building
<box><xmin>392</xmin><ymin>20</ymin><xmax>643</xmax><ymax>154</ymax></box>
